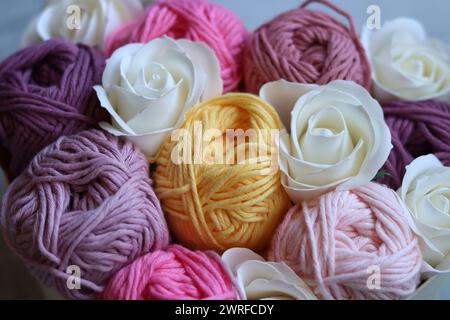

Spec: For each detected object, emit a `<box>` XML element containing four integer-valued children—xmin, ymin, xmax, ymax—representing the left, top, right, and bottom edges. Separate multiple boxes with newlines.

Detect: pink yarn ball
<box><xmin>101</xmin><ymin>245</ymin><xmax>240</xmax><ymax>300</ymax></box>
<box><xmin>0</xmin><ymin>129</ymin><xmax>170</xmax><ymax>299</ymax></box>
<box><xmin>104</xmin><ymin>0</ymin><xmax>248</xmax><ymax>92</ymax></box>
<box><xmin>243</xmin><ymin>0</ymin><xmax>371</xmax><ymax>93</ymax></box>
<box><xmin>270</xmin><ymin>183</ymin><xmax>422</xmax><ymax>300</ymax></box>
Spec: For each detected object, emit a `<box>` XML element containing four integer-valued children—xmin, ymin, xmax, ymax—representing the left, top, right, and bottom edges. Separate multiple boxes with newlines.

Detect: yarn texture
<box><xmin>0</xmin><ymin>39</ymin><xmax>107</xmax><ymax>180</ymax></box>
<box><xmin>243</xmin><ymin>0</ymin><xmax>371</xmax><ymax>93</ymax></box>
<box><xmin>270</xmin><ymin>183</ymin><xmax>422</xmax><ymax>300</ymax></box>
<box><xmin>0</xmin><ymin>130</ymin><xmax>170</xmax><ymax>299</ymax></box>
<box><xmin>380</xmin><ymin>100</ymin><xmax>450</xmax><ymax>189</ymax></box>
<box><xmin>155</xmin><ymin>93</ymin><xmax>290</xmax><ymax>253</ymax></box>
<box><xmin>101</xmin><ymin>245</ymin><xmax>240</xmax><ymax>300</ymax></box>
<box><xmin>104</xmin><ymin>0</ymin><xmax>248</xmax><ymax>92</ymax></box>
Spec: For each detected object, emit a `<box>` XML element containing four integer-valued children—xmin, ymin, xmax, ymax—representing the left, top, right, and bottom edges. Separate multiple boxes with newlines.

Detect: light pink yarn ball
<box><xmin>270</xmin><ymin>183</ymin><xmax>422</xmax><ymax>300</ymax></box>
<box><xmin>100</xmin><ymin>245</ymin><xmax>240</xmax><ymax>300</ymax></box>
<box><xmin>104</xmin><ymin>0</ymin><xmax>248</xmax><ymax>92</ymax></box>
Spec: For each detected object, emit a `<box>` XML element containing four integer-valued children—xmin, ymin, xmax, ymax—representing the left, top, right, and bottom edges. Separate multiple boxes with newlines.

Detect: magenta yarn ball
<box><xmin>0</xmin><ymin>130</ymin><xmax>170</xmax><ymax>299</ymax></box>
<box><xmin>0</xmin><ymin>39</ymin><xmax>108</xmax><ymax>181</ymax></box>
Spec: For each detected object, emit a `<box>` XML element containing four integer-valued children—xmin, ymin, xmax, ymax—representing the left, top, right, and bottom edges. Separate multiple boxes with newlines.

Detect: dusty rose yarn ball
<box><xmin>0</xmin><ymin>130</ymin><xmax>170</xmax><ymax>299</ymax></box>
<box><xmin>243</xmin><ymin>0</ymin><xmax>371</xmax><ymax>93</ymax></box>
<box><xmin>101</xmin><ymin>245</ymin><xmax>240</xmax><ymax>300</ymax></box>
<box><xmin>104</xmin><ymin>0</ymin><xmax>248</xmax><ymax>92</ymax></box>
<box><xmin>379</xmin><ymin>100</ymin><xmax>450</xmax><ymax>189</ymax></box>
<box><xmin>270</xmin><ymin>183</ymin><xmax>422</xmax><ymax>300</ymax></box>
<box><xmin>0</xmin><ymin>39</ymin><xmax>107</xmax><ymax>180</ymax></box>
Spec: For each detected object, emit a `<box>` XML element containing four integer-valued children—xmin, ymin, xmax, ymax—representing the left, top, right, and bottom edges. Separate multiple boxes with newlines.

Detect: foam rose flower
<box><xmin>362</xmin><ymin>17</ymin><xmax>450</xmax><ymax>102</ymax></box>
<box><xmin>222</xmin><ymin>248</ymin><xmax>316</xmax><ymax>300</ymax></box>
<box><xmin>23</xmin><ymin>0</ymin><xmax>142</xmax><ymax>49</ymax></box>
<box><xmin>260</xmin><ymin>80</ymin><xmax>392</xmax><ymax>202</ymax></box>
<box><xmin>94</xmin><ymin>37</ymin><xmax>223</xmax><ymax>157</ymax></box>
<box><xmin>398</xmin><ymin>155</ymin><xmax>450</xmax><ymax>275</ymax></box>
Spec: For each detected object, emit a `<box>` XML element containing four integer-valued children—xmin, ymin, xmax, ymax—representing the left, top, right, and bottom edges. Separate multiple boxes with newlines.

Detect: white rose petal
<box><xmin>222</xmin><ymin>248</ymin><xmax>316</xmax><ymax>300</ymax></box>
<box><xmin>95</xmin><ymin>36</ymin><xmax>223</xmax><ymax>158</ymax></box>
<box><xmin>362</xmin><ymin>17</ymin><xmax>450</xmax><ymax>102</ymax></box>
<box><xmin>261</xmin><ymin>80</ymin><xmax>392</xmax><ymax>202</ymax></box>
<box><xmin>23</xmin><ymin>0</ymin><xmax>142</xmax><ymax>49</ymax></box>
<box><xmin>398</xmin><ymin>155</ymin><xmax>450</xmax><ymax>276</ymax></box>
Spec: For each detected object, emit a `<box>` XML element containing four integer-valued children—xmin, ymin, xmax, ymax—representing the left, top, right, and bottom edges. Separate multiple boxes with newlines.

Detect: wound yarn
<box><xmin>379</xmin><ymin>100</ymin><xmax>450</xmax><ymax>189</ymax></box>
<box><xmin>0</xmin><ymin>39</ymin><xmax>107</xmax><ymax>181</ymax></box>
<box><xmin>243</xmin><ymin>0</ymin><xmax>371</xmax><ymax>93</ymax></box>
<box><xmin>0</xmin><ymin>129</ymin><xmax>170</xmax><ymax>299</ymax></box>
<box><xmin>104</xmin><ymin>0</ymin><xmax>248</xmax><ymax>92</ymax></box>
<box><xmin>101</xmin><ymin>245</ymin><xmax>240</xmax><ymax>300</ymax></box>
<box><xmin>270</xmin><ymin>183</ymin><xmax>422</xmax><ymax>300</ymax></box>
<box><xmin>155</xmin><ymin>93</ymin><xmax>290</xmax><ymax>253</ymax></box>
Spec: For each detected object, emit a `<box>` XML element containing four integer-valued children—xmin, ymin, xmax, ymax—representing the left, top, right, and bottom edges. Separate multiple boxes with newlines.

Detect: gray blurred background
<box><xmin>1</xmin><ymin>0</ymin><xmax>449</xmax><ymax>299</ymax></box>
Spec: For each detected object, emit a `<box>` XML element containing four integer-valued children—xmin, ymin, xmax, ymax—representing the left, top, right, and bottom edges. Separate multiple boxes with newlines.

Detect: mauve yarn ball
<box><xmin>0</xmin><ymin>130</ymin><xmax>170</xmax><ymax>299</ymax></box>
<box><xmin>243</xmin><ymin>0</ymin><xmax>371</xmax><ymax>93</ymax></box>
<box><xmin>104</xmin><ymin>0</ymin><xmax>248</xmax><ymax>92</ymax></box>
<box><xmin>380</xmin><ymin>100</ymin><xmax>450</xmax><ymax>189</ymax></box>
<box><xmin>0</xmin><ymin>39</ymin><xmax>107</xmax><ymax>181</ymax></box>
<box><xmin>101</xmin><ymin>245</ymin><xmax>240</xmax><ymax>300</ymax></box>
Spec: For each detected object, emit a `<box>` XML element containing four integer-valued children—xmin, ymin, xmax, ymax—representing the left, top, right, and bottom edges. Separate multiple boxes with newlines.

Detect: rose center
<box><xmin>299</xmin><ymin>107</ymin><xmax>354</xmax><ymax>165</ymax></box>
<box><xmin>398</xmin><ymin>54</ymin><xmax>433</xmax><ymax>80</ymax></box>
<box><xmin>430</xmin><ymin>190</ymin><xmax>450</xmax><ymax>215</ymax></box>
<box><xmin>144</xmin><ymin>63</ymin><xmax>168</xmax><ymax>90</ymax></box>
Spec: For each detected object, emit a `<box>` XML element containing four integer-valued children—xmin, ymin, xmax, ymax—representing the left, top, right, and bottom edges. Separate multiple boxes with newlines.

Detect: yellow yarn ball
<box><xmin>154</xmin><ymin>93</ymin><xmax>290</xmax><ymax>253</ymax></box>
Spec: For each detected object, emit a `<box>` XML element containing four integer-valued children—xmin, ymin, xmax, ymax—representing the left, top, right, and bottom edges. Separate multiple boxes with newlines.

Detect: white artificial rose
<box><xmin>260</xmin><ymin>80</ymin><xmax>392</xmax><ymax>202</ymax></box>
<box><xmin>23</xmin><ymin>0</ymin><xmax>142</xmax><ymax>49</ymax></box>
<box><xmin>398</xmin><ymin>155</ymin><xmax>450</xmax><ymax>276</ymax></box>
<box><xmin>94</xmin><ymin>36</ymin><xmax>223</xmax><ymax>157</ymax></box>
<box><xmin>222</xmin><ymin>248</ymin><xmax>316</xmax><ymax>300</ymax></box>
<box><xmin>362</xmin><ymin>17</ymin><xmax>450</xmax><ymax>102</ymax></box>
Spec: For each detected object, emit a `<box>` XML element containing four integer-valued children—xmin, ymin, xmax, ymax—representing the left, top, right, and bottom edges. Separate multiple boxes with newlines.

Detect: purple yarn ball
<box><xmin>0</xmin><ymin>129</ymin><xmax>170</xmax><ymax>299</ymax></box>
<box><xmin>0</xmin><ymin>39</ymin><xmax>108</xmax><ymax>181</ymax></box>
<box><xmin>379</xmin><ymin>100</ymin><xmax>450</xmax><ymax>189</ymax></box>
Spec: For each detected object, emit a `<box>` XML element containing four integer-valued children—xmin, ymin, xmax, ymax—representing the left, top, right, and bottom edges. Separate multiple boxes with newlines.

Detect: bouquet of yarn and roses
<box><xmin>0</xmin><ymin>0</ymin><xmax>449</xmax><ymax>300</ymax></box>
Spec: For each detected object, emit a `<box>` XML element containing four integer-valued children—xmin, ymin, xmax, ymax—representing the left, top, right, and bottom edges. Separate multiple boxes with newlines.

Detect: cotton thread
<box><xmin>104</xmin><ymin>0</ymin><xmax>248</xmax><ymax>92</ymax></box>
<box><xmin>270</xmin><ymin>183</ymin><xmax>422</xmax><ymax>300</ymax></box>
<box><xmin>155</xmin><ymin>93</ymin><xmax>290</xmax><ymax>253</ymax></box>
<box><xmin>0</xmin><ymin>130</ymin><xmax>170</xmax><ymax>299</ymax></box>
<box><xmin>379</xmin><ymin>100</ymin><xmax>450</xmax><ymax>189</ymax></box>
<box><xmin>101</xmin><ymin>245</ymin><xmax>240</xmax><ymax>300</ymax></box>
<box><xmin>0</xmin><ymin>39</ymin><xmax>107</xmax><ymax>180</ymax></box>
<box><xmin>243</xmin><ymin>0</ymin><xmax>371</xmax><ymax>93</ymax></box>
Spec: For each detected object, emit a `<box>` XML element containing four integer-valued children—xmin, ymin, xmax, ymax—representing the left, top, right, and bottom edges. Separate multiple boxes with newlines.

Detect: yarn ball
<box><xmin>270</xmin><ymin>183</ymin><xmax>422</xmax><ymax>300</ymax></box>
<box><xmin>101</xmin><ymin>245</ymin><xmax>240</xmax><ymax>300</ymax></box>
<box><xmin>155</xmin><ymin>93</ymin><xmax>290</xmax><ymax>253</ymax></box>
<box><xmin>104</xmin><ymin>0</ymin><xmax>248</xmax><ymax>92</ymax></box>
<box><xmin>243</xmin><ymin>0</ymin><xmax>371</xmax><ymax>93</ymax></box>
<box><xmin>0</xmin><ymin>129</ymin><xmax>170</xmax><ymax>299</ymax></box>
<box><xmin>379</xmin><ymin>100</ymin><xmax>450</xmax><ymax>189</ymax></box>
<box><xmin>0</xmin><ymin>39</ymin><xmax>107</xmax><ymax>181</ymax></box>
